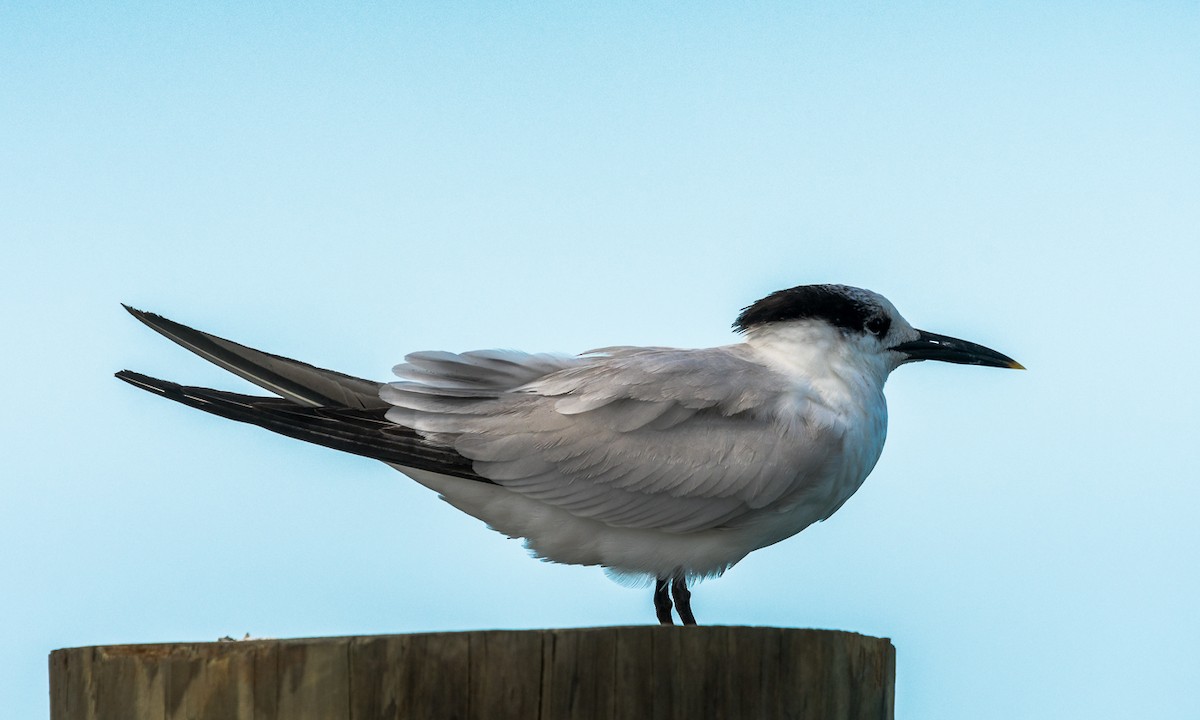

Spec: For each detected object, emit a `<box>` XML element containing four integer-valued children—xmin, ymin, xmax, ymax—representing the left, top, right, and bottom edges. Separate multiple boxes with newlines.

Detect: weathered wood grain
<box><xmin>51</xmin><ymin>627</ymin><xmax>895</xmax><ymax>720</ymax></box>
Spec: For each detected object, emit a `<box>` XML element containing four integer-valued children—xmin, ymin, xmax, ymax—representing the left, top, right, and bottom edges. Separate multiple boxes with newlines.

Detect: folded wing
<box><xmin>120</xmin><ymin>309</ymin><xmax>849</xmax><ymax>537</ymax></box>
<box><xmin>383</xmin><ymin>347</ymin><xmax>848</xmax><ymax>533</ymax></box>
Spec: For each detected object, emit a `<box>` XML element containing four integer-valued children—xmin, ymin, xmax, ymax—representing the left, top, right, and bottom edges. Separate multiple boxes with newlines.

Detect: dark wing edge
<box><xmin>121</xmin><ymin>305</ymin><xmax>388</xmax><ymax>409</ymax></box>
<box><xmin>115</xmin><ymin>370</ymin><xmax>488</xmax><ymax>483</ymax></box>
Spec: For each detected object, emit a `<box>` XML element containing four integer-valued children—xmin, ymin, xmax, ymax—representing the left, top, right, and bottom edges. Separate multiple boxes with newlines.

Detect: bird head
<box><xmin>734</xmin><ymin>284</ymin><xmax>1023</xmax><ymax>379</ymax></box>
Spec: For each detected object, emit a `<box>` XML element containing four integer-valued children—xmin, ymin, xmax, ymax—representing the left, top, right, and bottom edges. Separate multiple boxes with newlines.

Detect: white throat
<box><xmin>743</xmin><ymin>320</ymin><xmax>892</xmax><ymax>404</ymax></box>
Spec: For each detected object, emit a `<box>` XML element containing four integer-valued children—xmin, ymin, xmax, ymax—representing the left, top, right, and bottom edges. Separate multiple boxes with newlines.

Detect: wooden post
<box><xmin>50</xmin><ymin>627</ymin><xmax>895</xmax><ymax>720</ymax></box>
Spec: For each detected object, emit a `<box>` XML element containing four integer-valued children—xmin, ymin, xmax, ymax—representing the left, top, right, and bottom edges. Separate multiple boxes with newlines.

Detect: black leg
<box><xmin>654</xmin><ymin>577</ymin><xmax>674</xmax><ymax>625</ymax></box>
<box><xmin>672</xmin><ymin>576</ymin><xmax>697</xmax><ymax>626</ymax></box>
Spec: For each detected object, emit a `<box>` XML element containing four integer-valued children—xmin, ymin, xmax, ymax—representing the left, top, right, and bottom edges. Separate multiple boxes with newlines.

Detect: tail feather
<box><xmin>122</xmin><ymin>305</ymin><xmax>387</xmax><ymax>409</ymax></box>
<box><xmin>115</xmin><ymin>370</ymin><xmax>485</xmax><ymax>482</ymax></box>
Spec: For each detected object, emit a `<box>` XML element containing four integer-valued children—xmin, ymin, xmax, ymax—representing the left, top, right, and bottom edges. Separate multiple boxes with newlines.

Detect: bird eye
<box><xmin>865</xmin><ymin>317</ymin><xmax>888</xmax><ymax>336</ymax></box>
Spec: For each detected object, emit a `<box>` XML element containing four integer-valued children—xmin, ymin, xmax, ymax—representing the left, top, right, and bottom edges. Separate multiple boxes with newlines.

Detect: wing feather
<box><xmin>383</xmin><ymin>345</ymin><xmax>848</xmax><ymax>532</ymax></box>
<box><xmin>122</xmin><ymin>306</ymin><xmax>387</xmax><ymax>409</ymax></box>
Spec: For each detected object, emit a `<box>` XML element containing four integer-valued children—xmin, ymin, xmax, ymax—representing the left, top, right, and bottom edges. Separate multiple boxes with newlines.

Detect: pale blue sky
<box><xmin>2</xmin><ymin>3</ymin><xmax>1197</xmax><ymax>718</ymax></box>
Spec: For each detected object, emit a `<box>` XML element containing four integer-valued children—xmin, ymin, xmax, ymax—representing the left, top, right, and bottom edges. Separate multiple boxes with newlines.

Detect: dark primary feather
<box><xmin>122</xmin><ymin>305</ymin><xmax>388</xmax><ymax>410</ymax></box>
<box><xmin>115</xmin><ymin>370</ymin><xmax>486</xmax><ymax>482</ymax></box>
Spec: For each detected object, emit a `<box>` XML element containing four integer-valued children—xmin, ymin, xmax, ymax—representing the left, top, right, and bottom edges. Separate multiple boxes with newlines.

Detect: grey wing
<box><xmin>123</xmin><ymin>306</ymin><xmax>386</xmax><ymax>409</ymax></box>
<box><xmin>382</xmin><ymin>346</ymin><xmax>849</xmax><ymax>533</ymax></box>
<box><xmin>393</xmin><ymin>348</ymin><xmax>586</xmax><ymax>391</ymax></box>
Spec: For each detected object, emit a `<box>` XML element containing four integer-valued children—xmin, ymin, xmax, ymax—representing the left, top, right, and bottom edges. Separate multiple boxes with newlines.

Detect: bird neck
<box><xmin>743</xmin><ymin>321</ymin><xmax>890</xmax><ymax>405</ymax></box>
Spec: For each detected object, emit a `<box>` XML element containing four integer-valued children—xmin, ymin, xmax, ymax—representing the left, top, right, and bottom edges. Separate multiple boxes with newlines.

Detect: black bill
<box><xmin>893</xmin><ymin>330</ymin><xmax>1024</xmax><ymax>369</ymax></box>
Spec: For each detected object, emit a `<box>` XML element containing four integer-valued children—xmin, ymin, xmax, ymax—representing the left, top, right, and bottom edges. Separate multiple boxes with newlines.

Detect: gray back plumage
<box><xmin>383</xmin><ymin>346</ymin><xmax>850</xmax><ymax>533</ymax></box>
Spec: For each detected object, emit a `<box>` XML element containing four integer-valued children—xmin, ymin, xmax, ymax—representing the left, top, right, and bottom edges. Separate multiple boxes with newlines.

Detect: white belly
<box><xmin>391</xmin><ymin>404</ymin><xmax>887</xmax><ymax>582</ymax></box>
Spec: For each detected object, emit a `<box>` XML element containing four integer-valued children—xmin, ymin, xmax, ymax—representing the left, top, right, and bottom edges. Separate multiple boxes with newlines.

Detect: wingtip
<box><xmin>121</xmin><ymin>304</ymin><xmax>162</xmax><ymax>328</ymax></box>
<box><xmin>115</xmin><ymin>369</ymin><xmax>178</xmax><ymax>397</ymax></box>
<box><xmin>115</xmin><ymin>368</ymin><xmax>151</xmax><ymax>387</ymax></box>
<box><xmin>121</xmin><ymin>304</ymin><xmax>159</xmax><ymax>323</ymax></box>
<box><xmin>121</xmin><ymin>304</ymin><xmax>192</xmax><ymax>339</ymax></box>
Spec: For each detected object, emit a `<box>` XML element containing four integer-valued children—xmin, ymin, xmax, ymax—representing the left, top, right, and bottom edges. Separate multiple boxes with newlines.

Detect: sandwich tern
<box><xmin>117</xmin><ymin>284</ymin><xmax>1021</xmax><ymax>625</ymax></box>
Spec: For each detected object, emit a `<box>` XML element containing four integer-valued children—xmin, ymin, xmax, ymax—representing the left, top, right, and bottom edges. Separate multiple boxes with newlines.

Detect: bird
<box><xmin>117</xmin><ymin>284</ymin><xmax>1022</xmax><ymax>625</ymax></box>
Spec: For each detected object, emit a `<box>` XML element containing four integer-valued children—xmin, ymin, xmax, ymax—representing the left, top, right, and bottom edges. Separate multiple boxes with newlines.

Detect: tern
<box><xmin>117</xmin><ymin>284</ymin><xmax>1021</xmax><ymax>625</ymax></box>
